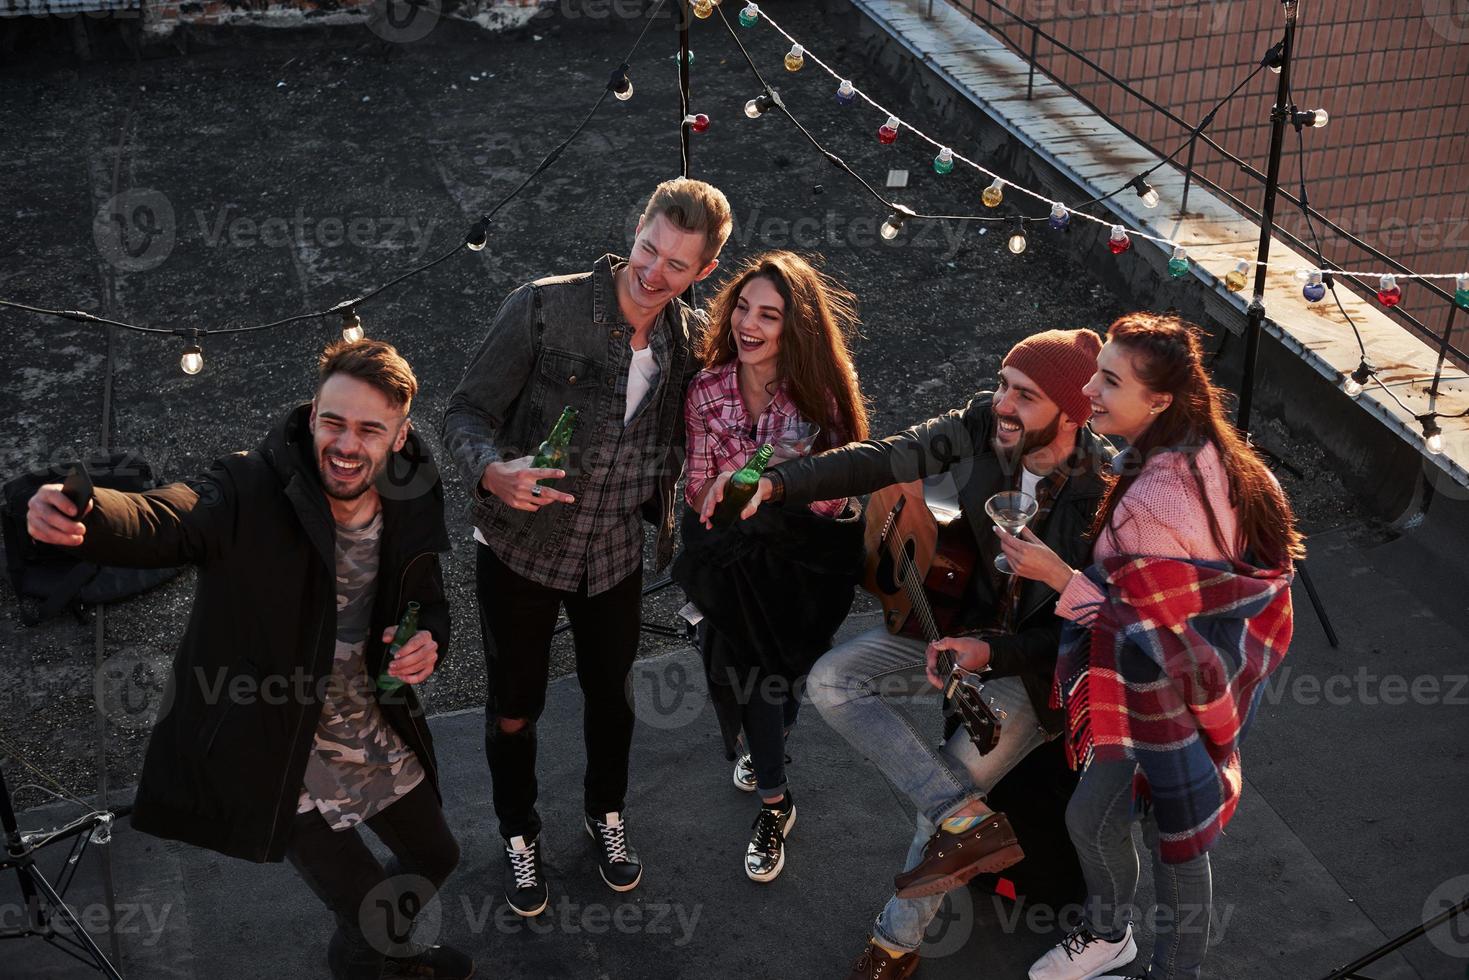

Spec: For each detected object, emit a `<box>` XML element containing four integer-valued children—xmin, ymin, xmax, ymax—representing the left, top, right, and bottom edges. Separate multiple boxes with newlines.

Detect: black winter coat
<box><xmin>772</xmin><ymin>391</ymin><xmax>1113</xmax><ymax>732</ymax></box>
<box><xmin>74</xmin><ymin>404</ymin><xmax>452</xmax><ymax>863</ymax></box>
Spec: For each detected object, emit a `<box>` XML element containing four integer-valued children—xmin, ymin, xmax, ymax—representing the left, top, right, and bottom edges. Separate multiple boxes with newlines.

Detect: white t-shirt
<box><xmin>625</xmin><ymin>345</ymin><xmax>659</xmax><ymax>424</ymax></box>
<box><xmin>1019</xmin><ymin>466</ymin><xmax>1043</xmax><ymax>503</ymax></box>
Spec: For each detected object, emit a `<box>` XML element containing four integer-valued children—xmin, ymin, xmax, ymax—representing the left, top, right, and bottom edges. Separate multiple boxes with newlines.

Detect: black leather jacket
<box><xmin>773</xmin><ymin>391</ymin><xmax>1114</xmax><ymax>731</ymax></box>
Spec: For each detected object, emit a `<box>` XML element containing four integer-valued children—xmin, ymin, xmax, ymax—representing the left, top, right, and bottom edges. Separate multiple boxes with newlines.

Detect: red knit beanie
<box><xmin>1001</xmin><ymin>328</ymin><xmax>1103</xmax><ymax>424</ymax></box>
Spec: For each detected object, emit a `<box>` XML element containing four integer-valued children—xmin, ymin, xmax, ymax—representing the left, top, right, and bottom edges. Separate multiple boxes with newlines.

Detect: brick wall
<box><xmin>949</xmin><ymin>0</ymin><xmax>1469</xmax><ymax>354</ymax></box>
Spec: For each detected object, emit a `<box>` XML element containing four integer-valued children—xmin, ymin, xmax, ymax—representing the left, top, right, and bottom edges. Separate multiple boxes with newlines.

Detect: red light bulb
<box><xmin>877</xmin><ymin>114</ymin><xmax>899</xmax><ymax>145</ymax></box>
<box><xmin>1107</xmin><ymin>225</ymin><xmax>1132</xmax><ymax>255</ymax></box>
<box><xmin>1376</xmin><ymin>274</ymin><xmax>1401</xmax><ymax>307</ymax></box>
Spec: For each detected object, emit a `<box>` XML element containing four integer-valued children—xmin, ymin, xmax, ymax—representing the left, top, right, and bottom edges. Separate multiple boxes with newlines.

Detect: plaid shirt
<box><xmin>476</xmin><ymin>258</ymin><xmax>677</xmax><ymax>595</ymax></box>
<box><xmin>683</xmin><ymin>360</ymin><xmax>848</xmax><ymax>518</ymax></box>
<box><xmin>1056</xmin><ymin>555</ymin><xmax>1294</xmax><ymax>862</ymax></box>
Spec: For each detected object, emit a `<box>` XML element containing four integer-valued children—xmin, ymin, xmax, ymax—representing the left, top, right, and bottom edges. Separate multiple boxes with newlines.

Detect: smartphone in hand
<box><xmin>61</xmin><ymin>462</ymin><xmax>94</xmax><ymax>516</ymax></box>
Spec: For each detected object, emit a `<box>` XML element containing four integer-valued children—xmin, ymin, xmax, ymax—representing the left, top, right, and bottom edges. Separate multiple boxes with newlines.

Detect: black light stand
<box><xmin>1233</xmin><ymin>0</ymin><xmax>1336</xmax><ymax>648</ymax></box>
<box><xmin>0</xmin><ymin>763</ymin><xmax>130</xmax><ymax>978</ymax></box>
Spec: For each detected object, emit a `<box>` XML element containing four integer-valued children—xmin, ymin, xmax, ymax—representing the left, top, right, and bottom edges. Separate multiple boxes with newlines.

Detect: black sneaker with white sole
<box><xmin>745</xmin><ymin>792</ymin><xmax>796</xmax><ymax>883</ymax></box>
<box><xmin>503</xmin><ymin>834</ymin><xmax>548</xmax><ymax>918</ymax></box>
<box><xmin>585</xmin><ymin>811</ymin><xmax>643</xmax><ymax>892</ymax></box>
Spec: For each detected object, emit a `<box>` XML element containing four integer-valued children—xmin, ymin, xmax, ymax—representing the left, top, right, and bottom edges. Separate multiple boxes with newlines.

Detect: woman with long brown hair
<box><xmin>999</xmin><ymin>312</ymin><xmax>1300</xmax><ymax>980</ymax></box>
<box><xmin>673</xmin><ymin>250</ymin><xmax>869</xmax><ymax>883</ymax></box>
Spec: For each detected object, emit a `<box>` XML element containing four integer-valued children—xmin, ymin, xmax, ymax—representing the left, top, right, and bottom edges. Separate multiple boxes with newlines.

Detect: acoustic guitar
<box><xmin>862</xmin><ymin>481</ymin><xmax>1006</xmax><ymax>754</ymax></box>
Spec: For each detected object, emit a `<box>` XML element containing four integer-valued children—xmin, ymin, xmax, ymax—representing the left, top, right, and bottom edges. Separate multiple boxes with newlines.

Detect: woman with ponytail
<box><xmin>1000</xmin><ymin>312</ymin><xmax>1302</xmax><ymax>980</ymax></box>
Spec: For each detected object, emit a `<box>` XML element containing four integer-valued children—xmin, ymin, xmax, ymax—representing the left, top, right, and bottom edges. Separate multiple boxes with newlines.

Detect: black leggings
<box><xmin>286</xmin><ymin>778</ymin><xmax>459</xmax><ymax>980</ymax></box>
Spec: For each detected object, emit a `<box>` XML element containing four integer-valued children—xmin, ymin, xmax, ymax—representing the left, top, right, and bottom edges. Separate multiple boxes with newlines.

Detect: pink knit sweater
<box><xmin>1056</xmin><ymin>441</ymin><xmax>1242</xmax><ymax>626</ymax></box>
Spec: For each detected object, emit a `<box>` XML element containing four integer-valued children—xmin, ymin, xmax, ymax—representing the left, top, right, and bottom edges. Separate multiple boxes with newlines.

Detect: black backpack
<box><xmin>1</xmin><ymin>452</ymin><xmax>184</xmax><ymax>625</ymax></box>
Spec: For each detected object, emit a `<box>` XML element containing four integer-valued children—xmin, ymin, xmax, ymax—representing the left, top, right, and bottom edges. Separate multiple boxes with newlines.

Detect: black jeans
<box><xmin>476</xmin><ymin>543</ymin><xmax>643</xmax><ymax>841</ymax></box>
<box><xmin>286</xmin><ymin>778</ymin><xmax>460</xmax><ymax>980</ymax></box>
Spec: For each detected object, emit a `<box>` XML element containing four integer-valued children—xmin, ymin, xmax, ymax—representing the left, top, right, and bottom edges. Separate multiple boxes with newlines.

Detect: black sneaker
<box><xmin>385</xmin><ymin>943</ymin><xmax>475</xmax><ymax>979</ymax></box>
<box><xmin>745</xmin><ymin>791</ymin><xmax>796</xmax><ymax>883</ymax></box>
<box><xmin>504</xmin><ymin>834</ymin><xmax>548</xmax><ymax>918</ymax></box>
<box><xmin>584</xmin><ymin>811</ymin><xmax>643</xmax><ymax>892</ymax></box>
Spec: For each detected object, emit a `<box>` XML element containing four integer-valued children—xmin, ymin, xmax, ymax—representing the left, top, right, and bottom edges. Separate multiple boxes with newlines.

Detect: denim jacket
<box><xmin>442</xmin><ymin>254</ymin><xmax>705</xmax><ymax>573</ymax></box>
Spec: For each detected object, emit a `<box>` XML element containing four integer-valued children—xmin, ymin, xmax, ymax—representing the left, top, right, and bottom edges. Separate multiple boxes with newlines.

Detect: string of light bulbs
<box><xmin>726</xmin><ymin>2</ymin><xmax>1469</xmax><ymax>297</ymax></box>
<box><xmin>719</xmin><ymin>0</ymin><xmax>1468</xmax><ymax>458</ymax></box>
<box><xmin>0</xmin><ymin>0</ymin><xmax>668</xmax><ymax>377</ymax></box>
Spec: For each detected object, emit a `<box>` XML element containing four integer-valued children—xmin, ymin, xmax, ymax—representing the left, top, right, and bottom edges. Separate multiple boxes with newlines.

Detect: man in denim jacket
<box><xmin>442</xmin><ymin>178</ymin><xmax>730</xmax><ymax>917</ymax></box>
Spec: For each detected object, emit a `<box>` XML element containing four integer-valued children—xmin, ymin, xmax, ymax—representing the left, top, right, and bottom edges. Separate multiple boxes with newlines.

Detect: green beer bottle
<box><xmin>712</xmin><ymin>444</ymin><xmax>774</xmax><ymax>527</ymax></box>
<box><xmin>377</xmin><ymin>601</ymin><xmax>421</xmax><ymax>693</ymax></box>
<box><xmin>533</xmin><ymin>406</ymin><xmax>578</xmax><ymax>486</ymax></box>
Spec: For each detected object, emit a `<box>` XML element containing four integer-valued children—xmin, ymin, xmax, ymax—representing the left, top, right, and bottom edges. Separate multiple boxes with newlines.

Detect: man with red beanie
<box><xmin>707</xmin><ymin>328</ymin><xmax>1112</xmax><ymax>979</ymax></box>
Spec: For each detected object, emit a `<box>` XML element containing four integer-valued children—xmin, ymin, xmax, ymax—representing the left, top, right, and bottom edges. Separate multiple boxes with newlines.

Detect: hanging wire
<box><xmin>0</xmin><ymin>0</ymin><xmax>669</xmax><ymax>343</ymax></box>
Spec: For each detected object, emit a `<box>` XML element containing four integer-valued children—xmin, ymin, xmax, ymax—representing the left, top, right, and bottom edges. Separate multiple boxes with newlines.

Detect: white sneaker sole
<box><xmin>585</xmin><ymin>821</ymin><xmax>643</xmax><ymax>893</ymax></box>
<box><xmin>733</xmin><ymin>770</ymin><xmax>757</xmax><ymax>792</ymax></box>
<box><xmin>506</xmin><ymin>892</ymin><xmax>548</xmax><ymax>918</ymax></box>
<box><xmin>745</xmin><ymin>807</ymin><xmax>796</xmax><ymax>883</ymax></box>
<box><xmin>1027</xmin><ymin>931</ymin><xmax>1137</xmax><ymax>980</ymax></box>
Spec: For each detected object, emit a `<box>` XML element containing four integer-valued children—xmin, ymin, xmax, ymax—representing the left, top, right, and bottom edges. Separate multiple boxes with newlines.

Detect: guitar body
<box><xmin>863</xmin><ymin>481</ymin><xmax>1004</xmax><ymax>756</ymax></box>
<box><xmin>863</xmin><ymin>482</ymin><xmax>979</xmax><ymax>640</ymax></box>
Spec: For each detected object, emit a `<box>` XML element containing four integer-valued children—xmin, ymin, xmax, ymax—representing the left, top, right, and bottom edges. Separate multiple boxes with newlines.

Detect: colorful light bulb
<box><xmin>1455</xmin><ymin>273</ymin><xmax>1469</xmax><ymax>312</ymax></box>
<box><xmin>877</xmin><ymin>115</ymin><xmax>899</xmax><ymax>145</ymax></box>
<box><xmin>835</xmin><ymin>79</ymin><xmax>856</xmax><ymax>106</ymax></box>
<box><xmin>672</xmin><ymin>50</ymin><xmax>694</xmax><ymax>65</ymax></box>
<box><xmin>1377</xmin><ymin>274</ymin><xmax>1402</xmax><ymax>307</ymax></box>
<box><xmin>1048</xmin><ymin>203</ymin><xmax>1070</xmax><ymax>231</ymax></box>
<box><xmin>1303</xmin><ymin>271</ymin><xmax>1325</xmax><ymax>302</ymax></box>
<box><xmin>1225</xmin><ymin>260</ymin><xmax>1249</xmax><ymax>292</ymax></box>
<box><xmin>1168</xmin><ymin>246</ymin><xmax>1190</xmax><ymax>278</ymax></box>
<box><xmin>684</xmin><ymin>113</ymin><xmax>710</xmax><ymax>133</ymax></box>
<box><xmin>981</xmin><ymin>177</ymin><xmax>1004</xmax><ymax>208</ymax></box>
<box><xmin>1108</xmin><ymin>225</ymin><xmax>1131</xmax><ymax>255</ymax></box>
<box><xmin>1007</xmin><ymin>217</ymin><xmax>1027</xmax><ymax>255</ymax></box>
<box><xmin>933</xmin><ymin>147</ymin><xmax>954</xmax><ymax>175</ymax></box>
<box><xmin>692</xmin><ymin>0</ymin><xmax>713</xmax><ymax>18</ymax></box>
<box><xmin>784</xmin><ymin>44</ymin><xmax>804</xmax><ymax>71</ymax></box>
<box><xmin>341</xmin><ymin>311</ymin><xmax>364</xmax><ymax>343</ymax></box>
<box><xmin>738</xmin><ymin>2</ymin><xmax>758</xmax><ymax>27</ymax></box>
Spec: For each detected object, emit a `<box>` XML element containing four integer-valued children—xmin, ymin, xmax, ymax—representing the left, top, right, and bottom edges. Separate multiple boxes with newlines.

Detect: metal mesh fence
<box><xmin>943</xmin><ymin>0</ymin><xmax>1469</xmax><ymax>358</ymax></box>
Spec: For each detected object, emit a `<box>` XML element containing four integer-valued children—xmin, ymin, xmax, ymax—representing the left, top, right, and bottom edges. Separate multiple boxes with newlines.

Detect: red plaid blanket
<box><xmin>1054</xmin><ymin>555</ymin><xmax>1294</xmax><ymax>863</ymax></box>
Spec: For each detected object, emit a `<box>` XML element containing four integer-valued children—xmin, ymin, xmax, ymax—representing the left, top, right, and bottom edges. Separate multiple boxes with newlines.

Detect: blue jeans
<box><xmin>808</xmin><ymin>626</ymin><xmax>1048</xmax><ymax>954</ymax></box>
<box><xmin>1066</xmin><ymin>758</ymin><xmax>1213</xmax><ymax>980</ymax></box>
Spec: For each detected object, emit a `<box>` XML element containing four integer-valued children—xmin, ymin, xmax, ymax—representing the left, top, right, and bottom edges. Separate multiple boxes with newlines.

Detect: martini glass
<box><xmin>768</xmin><ymin>420</ymin><xmax>821</xmax><ymax>463</ymax></box>
<box><xmin>985</xmin><ymin>490</ymin><xmax>1038</xmax><ymax>574</ymax></box>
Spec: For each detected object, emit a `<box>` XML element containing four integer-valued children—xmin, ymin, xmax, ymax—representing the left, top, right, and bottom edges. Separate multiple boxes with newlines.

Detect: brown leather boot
<box><xmin>847</xmin><ymin>937</ymin><xmax>919</xmax><ymax>980</ymax></box>
<box><xmin>892</xmin><ymin>811</ymin><xmax>1023</xmax><ymax>899</ymax></box>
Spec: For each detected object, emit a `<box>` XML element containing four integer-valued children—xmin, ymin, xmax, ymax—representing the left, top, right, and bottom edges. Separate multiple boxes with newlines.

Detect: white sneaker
<box><xmin>1028</xmin><ymin>924</ymin><xmax>1137</xmax><ymax>980</ymax></box>
<box><xmin>732</xmin><ymin>753</ymin><xmax>757</xmax><ymax>792</ymax></box>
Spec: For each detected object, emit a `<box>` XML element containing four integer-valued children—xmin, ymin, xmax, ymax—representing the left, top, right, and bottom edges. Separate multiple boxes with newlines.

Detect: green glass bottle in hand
<box><xmin>711</xmin><ymin>444</ymin><xmax>774</xmax><ymax>527</ymax></box>
<box><xmin>533</xmin><ymin>406</ymin><xmax>578</xmax><ymax>486</ymax></box>
<box><xmin>377</xmin><ymin>601</ymin><xmax>421</xmax><ymax>693</ymax></box>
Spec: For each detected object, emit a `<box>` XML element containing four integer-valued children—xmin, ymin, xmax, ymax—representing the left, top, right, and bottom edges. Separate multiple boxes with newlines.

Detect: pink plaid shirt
<box><xmin>683</xmin><ymin>360</ymin><xmax>849</xmax><ymax>518</ymax></box>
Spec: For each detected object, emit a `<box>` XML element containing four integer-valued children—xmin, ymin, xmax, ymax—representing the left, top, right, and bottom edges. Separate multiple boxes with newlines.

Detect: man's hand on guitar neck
<box><xmin>925</xmin><ymin>635</ymin><xmax>991</xmax><ymax>691</ymax></box>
